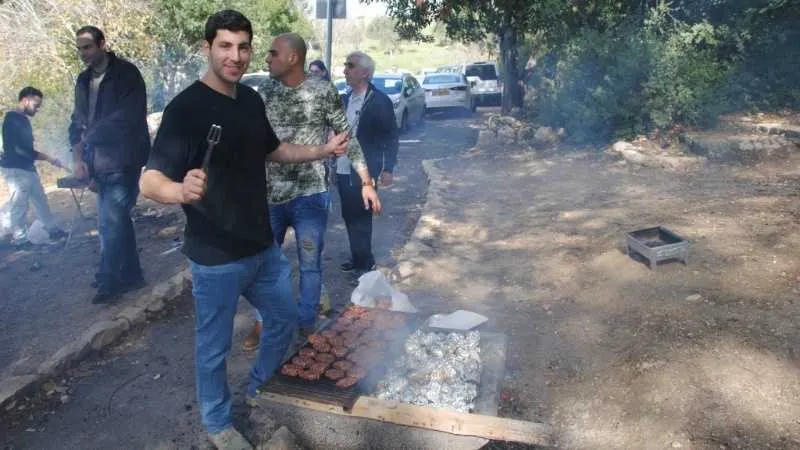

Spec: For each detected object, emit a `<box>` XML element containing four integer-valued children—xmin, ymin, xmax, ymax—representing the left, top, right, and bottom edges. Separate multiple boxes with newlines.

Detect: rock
<box><xmin>682</xmin><ymin>132</ymin><xmax>797</xmax><ymax>163</ymax></box>
<box><xmin>394</xmin><ymin>261</ymin><xmax>416</xmax><ymax>280</ymax></box>
<box><xmin>672</xmin><ymin>441</ymin><xmax>683</xmax><ymax>448</ymax></box>
<box><xmin>0</xmin><ymin>375</ymin><xmax>39</xmax><ymax>407</ymax></box>
<box><xmin>60</xmin><ymin>394</ymin><xmax>70</xmax><ymax>404</ymax></box>
<box><xmin>608</xmin><ymin>140</ymin><xmax>701</xmax><ymax>171</ymax></box>
<box><xmin>116</xmin><ymin>305</ymin><xmax>148</xmax><ymax>327</ymax></box>
<box><xmin>150</xmin><ymin>275</ymin><xmax>185</xmax><ymax>303</ymax></box>
<box><xmin>261</xmin><ymin>426</ymin><xmax>301</xmax><ymax>450</ymax></box>
<box><xmin>533</xmin><ymin>126</ymin><xmax>561</xmax><ymax>146</ymax></box>
<box><xmin>611</xmin><ymin>141</ymin><xmax>637</xmax><ymax>153</ymax></box>
<box><xmin>84</xmin><ymin>319</ymin><xmax>130</xmax><ymax>351</ymax></box>
<box><xmin>38</xmin><ymin>338</ymin><xmax>92</xmax><ymax>376</ymax></box>
<box><xmin>42</xmin><ymin>381</ymin><xmax>57</xmax><ymax>396</ymax></box>
<box><xmin>686</xmin><ymin>294</ymin><xmax>703</xmax><ymax>302</ymax></box>
<box><xmin>145</xmin><ymin>297</ymin><xmax>165</xmax><ymax>313</ymax></box>
<box><xmin>157</xmin><ymin>226</ymin><xmax>179</xmax><ymax>238</ymax></box>
<box><xmin>496</xmin><ymin>125</ymin><xmax>518</xmax><ymax>144</ymax></box>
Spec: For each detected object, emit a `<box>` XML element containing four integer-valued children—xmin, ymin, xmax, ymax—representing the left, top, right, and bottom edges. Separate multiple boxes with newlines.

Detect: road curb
<box><xmin>0</xmin><ymin>267</ymin><xmax>192</xmax><ymax>408</ymax></box>
<box><xmin>390</xmin><ymin>131</ymin><xmax>488</xmax><ymax>283</ymax></box>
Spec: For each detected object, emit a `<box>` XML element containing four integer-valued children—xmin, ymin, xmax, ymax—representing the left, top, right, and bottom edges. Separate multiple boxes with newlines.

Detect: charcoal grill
<box><xmin>625</xmin><ymin>226</ymin><xmax>689</xmax><ymax>270</ymax></box>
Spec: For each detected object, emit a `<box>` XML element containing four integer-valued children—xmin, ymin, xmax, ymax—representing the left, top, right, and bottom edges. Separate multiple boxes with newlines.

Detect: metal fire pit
<box><xmin>625</xmin><ymin>226</ymin><xmax>688</xmax><ymax>270</ymax></box>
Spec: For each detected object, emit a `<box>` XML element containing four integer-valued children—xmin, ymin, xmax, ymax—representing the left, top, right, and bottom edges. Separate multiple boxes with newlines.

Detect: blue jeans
<box><xmin>190</xmin><ymin>245</ymin><xmax>297</xmax><ymax>434</ymax></box>
<box><xmin>255</xmin><ymin>192</ymin><xmax>330</xmax><ymax>329</ymax></box>
<box><xmin>95</xmin><ymin>171</ymin><xmax>142</xmax><ymax>291</ymax></box>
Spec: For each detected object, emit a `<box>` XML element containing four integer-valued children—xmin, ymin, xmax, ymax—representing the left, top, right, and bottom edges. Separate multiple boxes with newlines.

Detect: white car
<box><xmin>462</xmin><ymin>62</ymin><xmax>501</xmax><ymax>107</ymax></box>
<box><xmin>240</xmin><ymin>71</ymin><xmax>269</xmax><ymax>90</ymax></box>
<box><xmin>422</xmin><ymin>73</ymin><xmax>475</xmax><ymax>112</ymax></box>
<box><xmin>371</xmin><ymin>73</ymin><xmax>426</xmax><ymax>132</ymax></box>
<box><xmin>334</xmin><ymin>78</ymin><xmax>350</xmax><ymax>96</ymax></box>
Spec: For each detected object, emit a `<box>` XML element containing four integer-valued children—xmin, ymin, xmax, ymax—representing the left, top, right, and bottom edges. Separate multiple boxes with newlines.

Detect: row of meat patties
<box><xmin>280</xmin><ymin>306</ymin><xmax>410</xmax><ymax>388</ymax></box>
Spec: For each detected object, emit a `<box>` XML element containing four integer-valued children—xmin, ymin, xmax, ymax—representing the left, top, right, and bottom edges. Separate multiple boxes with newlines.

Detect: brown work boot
<box><xmin>241</xmin><ymin>321</ymin><xmax>262</xmax><ymax>351</ymax></box>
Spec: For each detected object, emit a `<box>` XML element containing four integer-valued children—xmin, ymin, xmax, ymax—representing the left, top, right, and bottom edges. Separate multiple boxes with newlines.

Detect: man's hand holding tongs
<box><xmin>181</xmin><ymin>169</ymin><xmax>207</xmax><ymax>204</ymax></box>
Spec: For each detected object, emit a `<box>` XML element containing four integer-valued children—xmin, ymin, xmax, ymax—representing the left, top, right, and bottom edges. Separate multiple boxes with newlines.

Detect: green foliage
<box><xmin>526</xmin><ymin>0</ymin><xmax>800</xmax><ymax>144</ymax></box>
<box><xmin>148</xmin><ymin>0</ymin><xmax>311</xmax><ymax>109</ymax></box>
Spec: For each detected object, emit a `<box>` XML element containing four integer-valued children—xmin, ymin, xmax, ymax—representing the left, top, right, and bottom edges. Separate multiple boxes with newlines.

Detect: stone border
<box><xmin>0</xmin><ymin>267</ymin><xmax>192</xmax><ymax>408</ymax></box>
<box><xmin>390</xmin><ymin>131</ymin><xmax>490</xmax><ymax>284</ymax></box>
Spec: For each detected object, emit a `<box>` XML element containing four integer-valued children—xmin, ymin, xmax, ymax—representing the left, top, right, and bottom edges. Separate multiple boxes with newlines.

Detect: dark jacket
<box><xmin>68</xmin><ymin>52</ymin><xmax>150</xmax><ymax>175</ymax></box>
<box><xmin>1</xmin><ymin>111</ymin><xmax>36</xmax><ymax>171</ymax></box>
<box><xmin>343</xmin><ymin>83</ymin><xmax>399</xmax><ymax>179</ymax></box>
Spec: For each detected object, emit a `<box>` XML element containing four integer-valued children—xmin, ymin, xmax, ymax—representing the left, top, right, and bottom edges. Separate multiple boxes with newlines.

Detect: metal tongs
<box><xmin>201</xmin><ymin>124</ymin><xmax>222</xmax><ymax>173</ymax></box>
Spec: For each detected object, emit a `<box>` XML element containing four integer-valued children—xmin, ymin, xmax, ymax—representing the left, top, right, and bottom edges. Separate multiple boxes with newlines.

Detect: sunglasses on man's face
<box><xmin>344</xmin><ymin>62</ymin><xmax>357</xmax><ymax>69</ymax></box>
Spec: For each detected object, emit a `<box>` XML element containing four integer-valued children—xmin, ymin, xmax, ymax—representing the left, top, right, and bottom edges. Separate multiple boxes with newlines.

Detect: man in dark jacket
<box><xmin>69</xmin><ymin>25</ymin><xmax>151</xmax><ymax>304</ymax></box>
<box><xmin>337</xmin><ymin>51</ymin><xmax>399</xmax><ymax>285</ymax></box>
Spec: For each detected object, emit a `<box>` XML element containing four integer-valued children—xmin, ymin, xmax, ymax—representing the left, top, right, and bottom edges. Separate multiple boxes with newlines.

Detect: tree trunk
<box><xmin>499</xmin><ymin>14</ymin><xmax>519</xmax><ymax>115</ymax></box>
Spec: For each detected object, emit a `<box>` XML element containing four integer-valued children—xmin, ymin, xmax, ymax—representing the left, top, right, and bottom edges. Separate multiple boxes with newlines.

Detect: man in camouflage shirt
<box><xmin>242</xmin><ymin>33</ymin><xmax>381</xmax><ymax>348</ymax></box>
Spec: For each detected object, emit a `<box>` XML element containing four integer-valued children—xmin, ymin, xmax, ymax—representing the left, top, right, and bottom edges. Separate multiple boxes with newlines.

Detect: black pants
<box><xmin>337</xmin><ymin>174</ymin><xmax>374</xmax><ymax>270</ymax></box>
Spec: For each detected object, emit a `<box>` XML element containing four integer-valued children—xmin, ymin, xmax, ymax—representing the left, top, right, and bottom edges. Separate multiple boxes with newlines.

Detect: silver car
<box><xmin>371</xmin><ymin>73</ymin><xmax>426</xmax><ymax>132</ymax></box>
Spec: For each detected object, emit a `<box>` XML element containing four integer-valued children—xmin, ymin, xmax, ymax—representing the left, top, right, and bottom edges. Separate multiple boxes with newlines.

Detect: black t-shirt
<box><xmin>146</xmin><ymin>81</ymin><xmax>281</xmax><ymax>265</ymax></box>
<box><xmin>1</xmin><ymin>111</ymin><xmax>36</xmax><ymax>171</ymax></box>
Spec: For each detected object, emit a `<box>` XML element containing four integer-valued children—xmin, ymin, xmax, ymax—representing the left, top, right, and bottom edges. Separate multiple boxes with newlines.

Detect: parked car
<box><xmin>371</xmin><ymin>73</ymin><xmax>426</xmax><ymax>132</ymax></box>
<box><xmin>334</xmin><ymin>78</ymin><xmax>350</xmax><ymax>97</ymax></box>
<box><xmin>240</xmin><ymin>71</ymin><xmax>269</xmax><ymax>90</ymax></box>
<box><xmin>421</xmin><ymin>72</ymin><xmax>475</xmax><ymax>113</ymax></box>
<box><xmin>462</xmin><ymin>62</ymin><xmax>501</xmax><ymax>106</ymax></box>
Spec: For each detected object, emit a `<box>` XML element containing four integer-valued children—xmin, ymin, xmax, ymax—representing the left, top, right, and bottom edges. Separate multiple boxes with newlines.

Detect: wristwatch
<box><xmin>362</xmin><ymin>178</ymin><xmax>376</xmax><ymax>188</ymax></box>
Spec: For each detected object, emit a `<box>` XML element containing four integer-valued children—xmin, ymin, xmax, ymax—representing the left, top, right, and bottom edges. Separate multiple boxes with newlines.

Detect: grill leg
<box><xmin>64</xmin><ymin>188</ymin><xmax>86</xmax><ymax>249</ymax></box>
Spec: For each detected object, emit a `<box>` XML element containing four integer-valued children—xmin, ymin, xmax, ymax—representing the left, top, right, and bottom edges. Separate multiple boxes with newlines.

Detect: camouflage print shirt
<box><xmin>257</xmin><ymin>76</ymin><xmax>367</xmax><ymax>205</ymax></box>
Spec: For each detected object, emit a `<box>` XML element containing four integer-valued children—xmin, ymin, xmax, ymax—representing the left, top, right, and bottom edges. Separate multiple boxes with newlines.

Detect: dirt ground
<box><xmin>397</xmin><ymin>146</ymin><xmax>800</xmax><ymax>449</ymax></box>
<box><xmin>0</xmin><ymin>187</ymin><xmax>186</xmax><ymax>381</ymax></box>
<box><xmin>2</xmin><ymin>109</ymin><xmax>800</xmax><ymax>449</ymax></box>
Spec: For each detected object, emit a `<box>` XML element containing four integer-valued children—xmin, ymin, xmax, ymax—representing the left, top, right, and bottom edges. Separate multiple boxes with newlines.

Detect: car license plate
<box><xmin>433</xmin><ymin>89</ymin><xmax>448</xmax><ymax>96</ymax></box>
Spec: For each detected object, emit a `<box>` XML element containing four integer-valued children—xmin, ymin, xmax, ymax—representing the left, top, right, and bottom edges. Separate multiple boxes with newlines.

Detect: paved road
<box><xmin>1</xmin><ymin>108</ymin><xmax>483</xmax><ymax>449</ymax></box>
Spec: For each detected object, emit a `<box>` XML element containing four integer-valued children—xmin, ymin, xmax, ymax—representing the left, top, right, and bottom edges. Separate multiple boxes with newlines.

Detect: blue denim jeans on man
<box><xmin>255</xmin><ymin>191</ymin><xmax>329</xmax><ymax>329</ymax></box>
<box><xmin>190</xmin><ymin>244</ymin><xmax>297</xmax><ymax>434</ymax></box>
<box><xmin>95</xmin><ymin>170</ymin><xmax>143</xmax><ymax>290</ymax></box>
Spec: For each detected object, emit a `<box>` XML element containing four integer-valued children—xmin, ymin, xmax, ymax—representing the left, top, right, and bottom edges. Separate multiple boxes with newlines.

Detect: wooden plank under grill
<box><xmin>257</xmin><ymin>393</ymin><xmax>553</xmax><ymax>446</ymax></box>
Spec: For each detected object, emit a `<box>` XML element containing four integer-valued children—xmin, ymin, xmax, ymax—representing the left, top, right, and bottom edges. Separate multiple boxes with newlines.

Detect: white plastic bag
<box><xmin>350</xmin><ymin>270</ymin><xmax>417</xmax><ymax>313</ymax></box>
<box><xmin>27</xmin><ymin>220</ymin><xmax>49</xmax><ymax>245</ymax></box>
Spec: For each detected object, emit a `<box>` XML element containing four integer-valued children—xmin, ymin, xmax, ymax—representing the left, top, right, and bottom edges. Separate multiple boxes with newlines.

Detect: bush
<box><xmin>526</xmin><ymin>3</ymin><xmax>800</xmax><ymax>145</ymax></box>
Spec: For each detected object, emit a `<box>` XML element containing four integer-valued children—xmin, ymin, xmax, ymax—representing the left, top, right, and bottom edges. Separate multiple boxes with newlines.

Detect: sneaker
<box><xmin>241</xmin><ymin>321</ymin><xmax>262</xmax><ymax>351</ymax></box>
<box><xmin>47</xmin><ymin>228</ymin><xmax>67</xmax><ymax>240</ymax></box>
<box><xmin>339</xmin><ymin>262</ymin><xmax>355</xmax><ymax>272</ymax></box>
<box><xmin>208</xmin><ymin>427</ymin><xmax>253</xmax><ymax>450</ymax></box>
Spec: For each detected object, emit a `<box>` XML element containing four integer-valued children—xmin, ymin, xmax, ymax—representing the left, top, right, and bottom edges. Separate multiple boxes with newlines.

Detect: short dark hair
<box><xmin>205</xmin><ymin>10</ymin><xmax>252</xmax><ymax>45</ymax></box>
<box><xmin>75</xmin><ymin>25</ymin><xmax>105</xmax><ymax>45</ymax></box>
<box><xmin>18</xmin><ymin>86</ymin><xmax>43</xmax><ymax>101</ymax></box>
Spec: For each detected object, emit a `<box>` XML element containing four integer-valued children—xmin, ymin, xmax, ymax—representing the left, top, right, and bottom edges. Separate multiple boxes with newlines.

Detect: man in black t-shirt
<box><xmin>1</xmin><ymin>87</ymin><xmax>68</xmax><ymax>244</ymax></box>
<box><xmin>140</xmin><ymin>10</ymin><xmax>349</xmax><ymax>449</ymax></box>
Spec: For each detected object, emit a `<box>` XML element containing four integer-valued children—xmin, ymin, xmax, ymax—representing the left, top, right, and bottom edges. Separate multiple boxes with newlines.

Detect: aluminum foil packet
<box><xmin>374</xmin><ymin>330</ymin><xmax>481</xmax><ymax>412</ymax></box>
